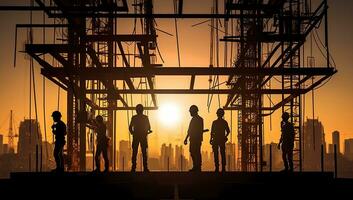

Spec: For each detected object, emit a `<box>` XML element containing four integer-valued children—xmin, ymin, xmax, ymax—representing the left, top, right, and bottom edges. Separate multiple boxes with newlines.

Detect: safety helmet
<box><xmin>282</xmin><ymin>112</ymin><xmax>290</xmax><ymax>121</ymax></box>
<box><xmin>216</xmin><ymin>108</ymin><xmax>225</xmax><ymax>117</ymax></box>
<box><xmin>51</xmin><ymin>111</ymin><xmax>62</xmax><ymax>118</ymax></box>
<box><xmin>96</xmin><ymin>115</ymin><xmax>104</xmax><ymax>123</ymax></box>
<box><xmin>189</xmin><ymin>105</ymin><xmax>199</xmax><ymax>113</ymax></box>
<box><xmin>136</xmin><ymin>104</ymin><xmax>144</xmax><ymax>114</ymax></box>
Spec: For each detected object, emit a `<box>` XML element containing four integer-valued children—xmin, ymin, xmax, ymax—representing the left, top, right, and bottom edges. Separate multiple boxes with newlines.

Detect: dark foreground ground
<box><xmin>0</xmin><ymin>172</ymin><xmax>352</xmax><ymax>199</ymax></box>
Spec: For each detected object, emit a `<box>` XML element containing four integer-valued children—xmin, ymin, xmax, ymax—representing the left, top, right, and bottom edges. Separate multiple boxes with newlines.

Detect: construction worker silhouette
<box><xmin>184</xmin><ymin>105</ymin><xmax>204</xmax><ymax>172</ymax></box>
<box><xmin>51</xmin><ymin>111</ymin><xmax>66</xmax><ymax>172</ymax></box>
<box><xmin>93</xmin><ymin>115</ymin><xmax>109</xmax><ymax>173</ymax></box>
<box><xmin>210</xmin><ymin>108</ymin><xmax>230</xmax><ymax>172</ymax></box>
<box><xmin>277</xmin><ymin>112</ymin><xmax>295</xmax><ymax>172</ymax></box>
<box><xmin>129</xmin><ymin>104</ymin><xmax>152</xmax><ymax>172</ymax></box>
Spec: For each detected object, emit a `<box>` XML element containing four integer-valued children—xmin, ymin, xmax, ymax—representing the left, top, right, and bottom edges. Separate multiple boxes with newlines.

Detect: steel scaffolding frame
<box><xmin>0</xmin><ymin>0</ymin><xmax>336</xmax><ymax>171</ymax></box>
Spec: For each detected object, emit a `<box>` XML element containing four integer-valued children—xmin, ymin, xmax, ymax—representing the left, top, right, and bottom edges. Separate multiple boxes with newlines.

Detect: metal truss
<box><xmin>0</xmin><ymin>0</ymin><xmax>336</xmax><ymax>171</ymax></box>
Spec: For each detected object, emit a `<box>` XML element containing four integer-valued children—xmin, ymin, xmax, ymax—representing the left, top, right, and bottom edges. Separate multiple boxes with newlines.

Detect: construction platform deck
<box><xmin>1</xmin><ymin>172</ymin><xmax>352</xmax><ymax>199</ymax></box>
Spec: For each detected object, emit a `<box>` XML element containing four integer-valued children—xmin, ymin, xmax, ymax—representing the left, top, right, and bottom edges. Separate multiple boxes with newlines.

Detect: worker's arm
<box><xmin>129</xmin><ymin>117</ymin><xmax>134</xmax><ymax>135</ymax></box>
<box><xmin>277</xmin><ymin>134</ymin><xmax>283</xmax><ymax>149</ymax></box>
<box><xmin>184</xmin><ymin>126</ymin><xmax>190</xmax><ymax>145</ymax></box>
<box><xmin>63</xmin><ymin>123</ymin><xmax>67</xmax><ymax>136</ymax></box>
<box><xmin>184</xmin><ymin>122</ymin><xmax>191</xmax><ymax>145</ymax></box>
<box><xmin>277</xmin><ymin>135</ymin><xmax>283</xmax><ymax>150</ymax></box>
<box><xmin>278</xmin><ymin>122</ymin><xmax>283</xmax><ymax>149</ymax></box>
<box><xmin>210</xmin><ymin>121</ymin><xmax>215</xmax><ymax>144</ymax></box>
<box><xmin>184</xmin><ymin>133</ymin><xmax>189</xmax><ymax>145</ymax></box>
<box><xmin>147</xmin><ymin>117</ymin><xmax>152</xmax><ymax>134</ymax></box>
<box><xmin>225</xmin><ymin>121</ymin><xmax>230</xmax><ymax>138</ymax></box>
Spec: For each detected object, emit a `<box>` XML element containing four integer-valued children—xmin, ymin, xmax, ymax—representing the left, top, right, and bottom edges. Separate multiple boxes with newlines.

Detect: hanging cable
<box><xmin>215</xmin><ymin>0</ymin><xmax>220</xmax><ymax>108</ymax></box>
<box><xmin>207</xmin><ymin>4</ymin><xmax>215</xmax><ymax>112</ymax></box>
<box><xmin>42</xmin><ymin>4</ymin><xmax>49</xmax><ymax>166</ymax></box>
<box><xmin>28</xmin><ymin>0</ymin><xmax>34</xmax><ymax>172</ymax></box>
<box><xmin>310</xmin><ymin>30</ymin><xmax>316</xmax><ymax>150</ymax></box>
<box><xmin>173</xmin><ymin>0</ymin><xmax>181</xmax><ymax>67</ymax></box>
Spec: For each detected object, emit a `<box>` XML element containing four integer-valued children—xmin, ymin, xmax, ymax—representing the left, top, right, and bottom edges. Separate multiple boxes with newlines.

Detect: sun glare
<box><xmin>158</xmin><ymin>103</ymin><xmax>181</xmax><ymax>126</ymax></box>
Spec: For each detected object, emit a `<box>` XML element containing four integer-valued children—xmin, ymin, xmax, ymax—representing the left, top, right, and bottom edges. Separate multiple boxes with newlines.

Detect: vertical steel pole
<box><xmin>321</xmin><ymin>144</ymin><xmax>324</xmax><ymax>172</ymax></box>
<box><xmin>334</xmin><ymin>144</ymin><xmax>337</xmax><ymax>178</ymax></box>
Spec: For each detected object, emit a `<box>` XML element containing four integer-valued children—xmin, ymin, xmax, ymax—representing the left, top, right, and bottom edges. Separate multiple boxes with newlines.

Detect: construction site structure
<box><xmin>0</xmin><ymin>0</ymin><xmax>336</xmax><ymax>171</ymax></box>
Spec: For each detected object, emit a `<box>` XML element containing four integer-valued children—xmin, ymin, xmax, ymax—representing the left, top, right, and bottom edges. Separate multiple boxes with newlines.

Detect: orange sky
<box><xmin>0</xmin><ymin>0</ymin><xmax>353</xmax><ymax>155</ymax></box>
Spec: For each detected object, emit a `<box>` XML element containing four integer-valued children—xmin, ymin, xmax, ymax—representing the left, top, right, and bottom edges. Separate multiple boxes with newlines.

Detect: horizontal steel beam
<box><xmin>17</xmin><ymin>24</ymin><xmax>68</xmax><ymax>28</ymax></box>
<box><xmin>0</xmin><ymin>6</ymin><xmax>128</xmax><ymax>12</ymax></box>
<box><xmin>50</xmin><ymin>13</ymin><xmax>271</xmax><ymax>18</ymax></box>
<box><xmin>96</xmin><ymin>107</ymin><xmax>158</xmax><ymax>111</ymax></box>
<box><xmin>42</xmin><ymin>67</ymin><xmax>336</xmax><ymax>79</ymax></box>
<box><xmin>85</xmin><ymin>89</ymin><xmax>304</xmax><ymax>95</ymax></box>
<box><xmin>85</xmin><ymin>35</ymin><xmax>157</xmax><ymax>42</ymax></box>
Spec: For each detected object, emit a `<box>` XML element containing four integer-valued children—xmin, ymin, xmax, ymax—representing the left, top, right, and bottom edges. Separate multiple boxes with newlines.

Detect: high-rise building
<box><xmin>303</xmin><ymin>118</ymin><xmax>326</xmax><ymax>171</ymax></box>
<box><xmin>332</xmin><ymin>131</ymin><xmax>340</xmax><ymax>154</ymax></box>
<box><xmin>226</xmin><ymin>142</ymin><xmax>236</xmax><ymax>171</ymax></box>
<box><xmin>118</xmin><ymin>140</ymin><xmax>131</xmax><ymax>171</ymax></box>
<box><xmin>3</xmin><ymin>144</ymin><xmax>8</xmax><ymax>154</ymax></box>
<box><xmin>328</xmin><ymin>143</ymin><xmax>334</xmax><ymax>154</ymax></box>
<box><xmin>0</xmin><ymin>134</ymin><xmax>3</xmax><ymax>155</ymax></box>
<box><xmin>160</xmin><ymin>143</ymin><xmax>173</xmax><ymax>170</ymax></box>
<box><xmin>148</xmin><ymin>157</ymin><xmax>160</xmax><ymax>170</ymax></box>
<box><xmin>175</xmin><ymin>145</ymin><xmax>184</xmax><ymax>171</ymax></box>
<box><xmin>344</xmin><ymin>138</ymin><xmax>353</xmax><ymax>161</ymax></box>
<box><xmin>263</xmin><ymin>143</ymin><xmax>282</xmax><ymax>171</ymax></box>
<box><xmin>17</xmin><ymin>119</ymin><xmax>43</xmax><ymax>171</ymax></box>
<box><xmin>41</xmin><ymin>141</ymin><xmax>54</xmax><ymax>170</ymax></box>
<box><xmin>201</xmin><ymin>150</ymin><xmax>213</xmax><ymax>170</ymax></box>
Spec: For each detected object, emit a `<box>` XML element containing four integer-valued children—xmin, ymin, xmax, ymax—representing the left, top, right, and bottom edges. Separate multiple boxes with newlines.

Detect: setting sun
<box><xmin>158</xmin><ymin>103</ymin><xmax>181</xmax><ymax>127</ymax></box>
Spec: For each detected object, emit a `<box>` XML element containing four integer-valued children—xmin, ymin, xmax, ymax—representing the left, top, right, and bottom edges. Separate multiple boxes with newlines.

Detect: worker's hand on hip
<box><xmin>277</xmin><ymin>144</ymin><xmax>281</xmax><ymax>150</ymax></box>
<box><xmin>184</xmin><ymin>139</ymin><xmax>188</xmax><ymax>145</ymax></box>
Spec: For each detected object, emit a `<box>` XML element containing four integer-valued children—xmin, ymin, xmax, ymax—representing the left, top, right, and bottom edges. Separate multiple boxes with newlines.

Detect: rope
<box><xmin>206</xmin><ymin>5</ymin><xmax>215</xmax><ymax>112</ymax></box>
<box><xmin>28</xmin><ymin>0</ymin><xmax>33</xmax><ymax>172</ymax></box>
<box><xmin>310</xmin><ymin>31</ymin><xmax>316</xmax><ymax>150</ymax></box>
<box><xmin>42</xmin><ymin>4</ymin><xmax>49</xmax><ymax>165</ymax></box>
<box><xmin>173</xmin><ymin>0</ymin><xmax>181</xmax><ymax>67</ymax></box>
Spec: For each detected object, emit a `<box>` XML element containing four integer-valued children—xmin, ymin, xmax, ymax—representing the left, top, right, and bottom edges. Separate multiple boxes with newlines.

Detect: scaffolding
<box><xmin>0</xmin><ymin>0</ymin><xmax>336</xmax><ymax>171</ymax></box>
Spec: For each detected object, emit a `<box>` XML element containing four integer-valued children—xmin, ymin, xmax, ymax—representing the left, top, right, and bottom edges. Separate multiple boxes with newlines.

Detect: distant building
<box><xmin>344</xmin><ymin>138</ymin><xmax>353</xmax><ymax>161</ymax></box>
<box><xmin>332</xmin><ymin>131</ymin><xmax>340</xmax><ymax>154</ymax></box>
<box><xmin>41</xmin><ymin>141</ymin><xmax>54</xmax><ymax>170</ymax></box>
<box><xmin>148</xmin><ymin>157</ymin><xmax>160</xmax><ymax>170</ymax></box>
<box><xmin>0</xmin><ymin>134</ymin><xmax>3</xmax><ymax>155</ymax></box>
<box><xmin>118</xmin><ymin>140</ymin><xmax>131</xmax><ymax>171</ymax></box>
<box><xmin>86</xmin><ymin>154</ymin><xmax>94</xmax><ymax>171</ymax></box>
<box><xmin>303</xmin><ymin>119</ymin><xmax>326</xmax><ymax>171</ymax></box>
<box><xmin>328</xmin><ymin>143</ymin><xmax>334</xmax><ymax>154</ymax></box>
<box><xmin>175</xmin><ymin>145</ymin><xmax>184</xmax><ymax>171</ymax></box>
<box><xmin>3</xmin><ymin>144</ymin><xmax>8</xmax><ymax>154</ymax></box>
<box><xmin>263</xmin><ymin>143</ymin><xmax>282</xmax><ymax>171</ymax></box>
<box><xmin>226</xmin><ymin>142</ymin><xmax>236</xmax><ymax>171</ymax></box>
<box><xmin>160</xmin><ymin>143</ymin><xmax>173</xmax><ymax>170</ymax></box>
<box><xmin>17</xmin><ymin>119</ymin><xmax>42</xmax><ymax>171</ymax></box>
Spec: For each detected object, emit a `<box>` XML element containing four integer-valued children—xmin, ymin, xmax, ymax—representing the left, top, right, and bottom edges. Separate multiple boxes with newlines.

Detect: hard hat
<box><xmin>136</xmin><ymin>104</ymin><xmax>144</xmax><ymax>113</ymax></box>
<box><xmin>282</xmin><ymin>112</ymin><xmax>290</xmax><ymax>120</ymax></box>
<box><xmin>51</xmin><ymin>111</ymin><xmax>62</xmax><ymax>118</ymax></box>
<box><xmin>216</xmin><ymin>108</ymin><xmax>225</xmax><ymax>116</ymax></box>
<box><xmin>96</xmin><ymin>115</ymin><xmax>103</xmax><ymax>123</ymax></box>
<box><xmin>189</xmin><ymin>105</ymin><xmax>199</xmax><ymax>113</ymax></box>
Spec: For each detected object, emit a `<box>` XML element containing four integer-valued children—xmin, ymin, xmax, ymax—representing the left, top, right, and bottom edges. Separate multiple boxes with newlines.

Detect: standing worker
<box><xmin>184</xmin><ymin>105</ymin><xmax>205</xmax><ymax>172</ymax></box>
<box><xmin>129</xmin><ymin>104</ymin><xmax>152</xmax><ymax>172</ymax></box>
<box><xmin>277</xmin><ymin>112</ymin><xmax>295</xmax><ymax>172</ymax></box>
<box><xmin>210</xmin><ymin>108</ymin><xmax>230</xmax><ymax>172</ymax></box>
<box><xmin>93</xmin><ymin>115</ymin><xmax>110</xmax><ymax>173</ymax></box>
<box><xmin>51</xmin><ymin>111</ymin><xmax>66</xmax><ymax>172</ymax></box>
